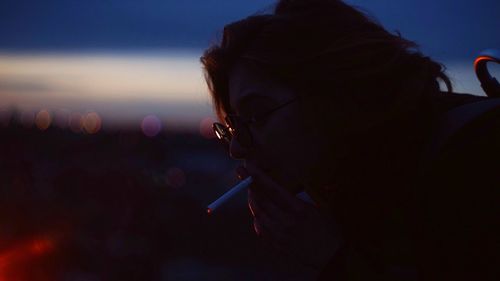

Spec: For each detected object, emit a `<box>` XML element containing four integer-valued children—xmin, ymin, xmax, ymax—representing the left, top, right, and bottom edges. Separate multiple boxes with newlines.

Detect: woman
<box><xmin>200</xmin><ymin>0</ymin><xmax>498</xmax><ymax>280</ymax></box>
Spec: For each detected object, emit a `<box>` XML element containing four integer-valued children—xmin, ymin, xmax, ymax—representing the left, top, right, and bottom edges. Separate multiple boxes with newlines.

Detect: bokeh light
<box><xmin>69</xmin><ymin>112</ymin><xmax>83</xmax><ymax>133</ymax></box>
<box><xmin>199</xmin><ymin>117</ymin><xmax>216</xmax><ymax>139</ymax></box>
<box><xmin>35</xmin><ymin>109</ymin><xmax>52</xmax><ymax>131</ymax></box>
<box><xmin>20</xmin><ymin>110</ymin><xmax>35</xmax><ymax>129</ymax></box>
<box><xmin>0</xmin><ymin>236</ymin><xmax>55</xmax><ymax>279</ymax></box>
<box><xmin>141</xmin><ymin>115</ymin><xmax>161</xmax><ymax>137</ymax></box>
<box><xmin>83</xmin><ymin>112</ymin><xmax>102</xmax><ymax>134</ymax></box>
<box><xmin>30</xmin><ymin>237</ymin><xmax>54</xmax><ymax>255</ymax></box>
<box><xmin>165</xmin><ymin>167</ymin><xmax>186</xmax><ymax>189</ymax></box>
<box><xmin>54</xmin><ymin>109</ymin><xmax>71</xmax><ymax>129</ymax></box>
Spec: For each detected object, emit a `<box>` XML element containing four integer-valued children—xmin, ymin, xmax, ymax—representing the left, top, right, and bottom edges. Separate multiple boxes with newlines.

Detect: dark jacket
<box><xmin>317</xmin><ymin>92</ymin><xmax>500</xmax><ymax>280</ymax></box>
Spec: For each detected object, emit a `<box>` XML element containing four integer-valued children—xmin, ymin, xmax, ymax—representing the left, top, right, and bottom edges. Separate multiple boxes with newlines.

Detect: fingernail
<box><xmin>236</xmin><ymin>165</ymin><xmax>249</xmax><ymax>180</ymax></box>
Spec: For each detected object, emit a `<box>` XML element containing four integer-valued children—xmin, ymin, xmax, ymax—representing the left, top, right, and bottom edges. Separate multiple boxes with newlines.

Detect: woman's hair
<box><xmin>200</xmin><ymin>0</ymin><xmax>452</xmax><ymax>133</ymax></box>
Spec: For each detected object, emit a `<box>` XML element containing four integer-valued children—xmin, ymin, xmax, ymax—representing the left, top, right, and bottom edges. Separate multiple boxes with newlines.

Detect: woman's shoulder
<box><xmin>433</xmin><ymin>91</ymin><xmax>489</xmax><ymax>113</ymax></box>
<box><xmin>422</xmin><ymin>90</ymin><xmax>500</xmax><ymax>184</ymax></box>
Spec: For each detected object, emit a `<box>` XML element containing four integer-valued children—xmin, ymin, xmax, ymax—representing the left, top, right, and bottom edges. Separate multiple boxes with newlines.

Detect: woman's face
<box><xmin>227</xmin><ymin>60</ymin><xmax>331</xmax><ymax>196</ymax></box>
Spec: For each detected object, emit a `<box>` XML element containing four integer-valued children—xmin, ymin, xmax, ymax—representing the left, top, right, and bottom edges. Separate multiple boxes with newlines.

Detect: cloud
<box><xmin>0</xmin><ymin>78</ymin><xmax>53</xmax><ymax>93</ymax></box>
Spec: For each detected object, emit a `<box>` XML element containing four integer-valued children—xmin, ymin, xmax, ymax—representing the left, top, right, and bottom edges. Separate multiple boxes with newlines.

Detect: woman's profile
<box><xmin>200</xmin><ymin>0</ymin><xmax>499</xmax><ymax>280</ymax></box>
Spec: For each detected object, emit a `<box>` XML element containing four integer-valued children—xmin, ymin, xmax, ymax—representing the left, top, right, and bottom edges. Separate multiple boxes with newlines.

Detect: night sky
<box><xmin>1</xmin><ymin>0</ymin><xmax>499</xmax><ymax>60</ymax></box>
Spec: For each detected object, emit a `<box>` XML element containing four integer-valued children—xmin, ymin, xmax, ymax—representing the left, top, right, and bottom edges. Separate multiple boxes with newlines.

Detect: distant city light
<box><xmin>199</xmin><ymin>117</ymin><xmax>216</xmax><ymax>139</ymax></box>
<box><xmin>141</xmin><ymin>115</ymin><xmax>161</xmax><ymax>137</ymax></box>
<box><xmin>83</xmin><ymin>112</ymin><xmax>102</xmax><ymax>134</ymax></box>
<box><xmin>35</xmin><ymin>109</ymin><xmax>51</xmax><ymax>131</ymax></box>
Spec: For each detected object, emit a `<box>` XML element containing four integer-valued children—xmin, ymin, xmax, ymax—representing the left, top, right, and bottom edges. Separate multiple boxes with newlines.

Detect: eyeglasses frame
<box><xmin>212</xmin><ymin>96</ymin><xmax>300</xmax><ymax>149</ymax></box>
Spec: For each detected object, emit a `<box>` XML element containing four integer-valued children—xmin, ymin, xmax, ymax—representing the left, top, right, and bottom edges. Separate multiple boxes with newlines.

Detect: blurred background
<box><xmin>0</xmin><ymin>0</ymin><xmax>499</xmax><ymax>280</ymax></box>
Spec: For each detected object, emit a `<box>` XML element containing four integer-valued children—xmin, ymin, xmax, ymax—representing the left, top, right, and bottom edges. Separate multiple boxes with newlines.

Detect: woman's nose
<box><xmin>228</xmin><ymin>137</ymin><xmax>247</xmax><ymax>159</ymax></box>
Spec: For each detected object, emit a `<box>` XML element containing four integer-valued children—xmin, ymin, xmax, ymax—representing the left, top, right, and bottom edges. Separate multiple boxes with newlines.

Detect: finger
<box><xmin>248</xmin><ymin>188</ymin><xmax>262</xmax><ymax>218</ymax></box>
<box><xmin>251</xmin><ymin>210</ymin><xmax>295</xmax><ymax>258</ymax></box>
<box><xmin>254</xmin><ymin>218</ymin><xmax>289</xmax><ymax>254</ymax></box>
<box><xmin>252</xmin><ymin>214</ymin><xmax>276</xmax><ymax>238</ymax></box>
<box><xmin>245</xmin><ymin>163</ymin><xmax>304</xmax><ymax>213</ymax></box>
<box><xmin>254</xmin><ymin>221</ymin><xmax>280</xmax><ymax>253</ymax></box>
<box><xmin>249</xmin><ymin>186</ymin><xmax>297</xmax><ymax>228</ymax></box>
<box><xmin>248</xmin><ymin>187</ymin><xmax>291</xmax><ymax>223</ymax></box>
<box><xmin>249</xmin><ymin>189</ymin><xmax>299</xmax><ymax>246</ymax></box>
<box><xmin>252</xmin><ymin>215</ymin><xmax>288</xmax><ymax>248</ymax></box>
<box><xmin>253</xmin><ymin>218</ymin><xmax>263</xmax><ymax>236</ymax></box>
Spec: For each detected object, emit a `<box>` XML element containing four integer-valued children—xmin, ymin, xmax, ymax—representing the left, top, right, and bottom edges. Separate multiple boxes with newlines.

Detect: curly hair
<box><xmin>200</xmin><ymin>0</ymin><xmax>452</xmax><ymax>133</ymax></box>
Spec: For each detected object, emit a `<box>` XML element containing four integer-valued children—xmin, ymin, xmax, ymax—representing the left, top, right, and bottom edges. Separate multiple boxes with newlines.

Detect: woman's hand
<box><xmin>238</xmin><ymin>163</ymin><xmax>343</xmax><ymax>271</ymax></box>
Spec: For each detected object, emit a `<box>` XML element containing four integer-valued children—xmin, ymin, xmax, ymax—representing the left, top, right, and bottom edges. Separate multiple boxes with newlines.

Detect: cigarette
<box><xmin>207</xmin><ymin>176</ymin><xmax>253</xmax><ymax>214</ymax></box>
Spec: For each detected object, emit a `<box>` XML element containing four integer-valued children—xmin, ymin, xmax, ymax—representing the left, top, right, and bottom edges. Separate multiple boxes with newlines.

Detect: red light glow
<box><xmin>0</xmin><ymin>236</ymin><xmax>54</xmax><ymax>280</ymax></box>
<box><xmin>474</xmin><ymin>56</ymin><xmax>493</xmax><ymax>71</ymax></box>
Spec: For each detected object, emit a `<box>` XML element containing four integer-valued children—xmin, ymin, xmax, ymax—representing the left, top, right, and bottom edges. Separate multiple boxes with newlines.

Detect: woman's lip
<box><xmin>240</xmin><ymin>162</ymin><xmax>273</xmax><ymax>180</ymax></box>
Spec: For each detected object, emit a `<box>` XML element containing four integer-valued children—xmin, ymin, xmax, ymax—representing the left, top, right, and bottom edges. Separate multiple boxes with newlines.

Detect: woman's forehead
<box><xmin>228</xmin><ymin>60</ymin><xmax>295</xmax><ymax>112</ymax></box>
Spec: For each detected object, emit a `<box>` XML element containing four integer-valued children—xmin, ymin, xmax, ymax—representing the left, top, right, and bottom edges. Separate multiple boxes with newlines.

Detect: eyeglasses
<box><xmin>212</xmin><ymin>97</ymin><xmax>299</xmax><ymax>150</ymax></box>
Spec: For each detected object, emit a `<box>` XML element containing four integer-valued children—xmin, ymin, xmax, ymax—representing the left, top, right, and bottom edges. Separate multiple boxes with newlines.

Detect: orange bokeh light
<box><xmin>83</xmin><ymin>112</ymin><xmax>102</xmax><ymax>134</ymax></box>
<box><xmin>35</xmin><ymin>110</ymin><xmax>52</xmax><ymax>131</ymax></box>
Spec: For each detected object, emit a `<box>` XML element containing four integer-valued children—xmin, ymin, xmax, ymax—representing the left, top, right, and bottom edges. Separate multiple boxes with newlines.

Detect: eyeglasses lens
<box><xmin>212</xmin><ymin>119</ymin><xmax>252</xmax><ymax>149</ymax></box>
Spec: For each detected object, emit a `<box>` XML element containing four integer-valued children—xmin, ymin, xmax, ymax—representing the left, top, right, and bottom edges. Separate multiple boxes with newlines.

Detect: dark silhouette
<box><xmin>201</xmin><ymin>0</ymin><xmax>499</xmax><ymax>280</ymax></box>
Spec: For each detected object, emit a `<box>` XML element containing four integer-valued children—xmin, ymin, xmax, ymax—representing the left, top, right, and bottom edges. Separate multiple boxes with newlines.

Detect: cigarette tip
<box><xmin>206</xmin><ymin>208</ymin><xmax>212</xmax><ymax>215</ymax></box>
